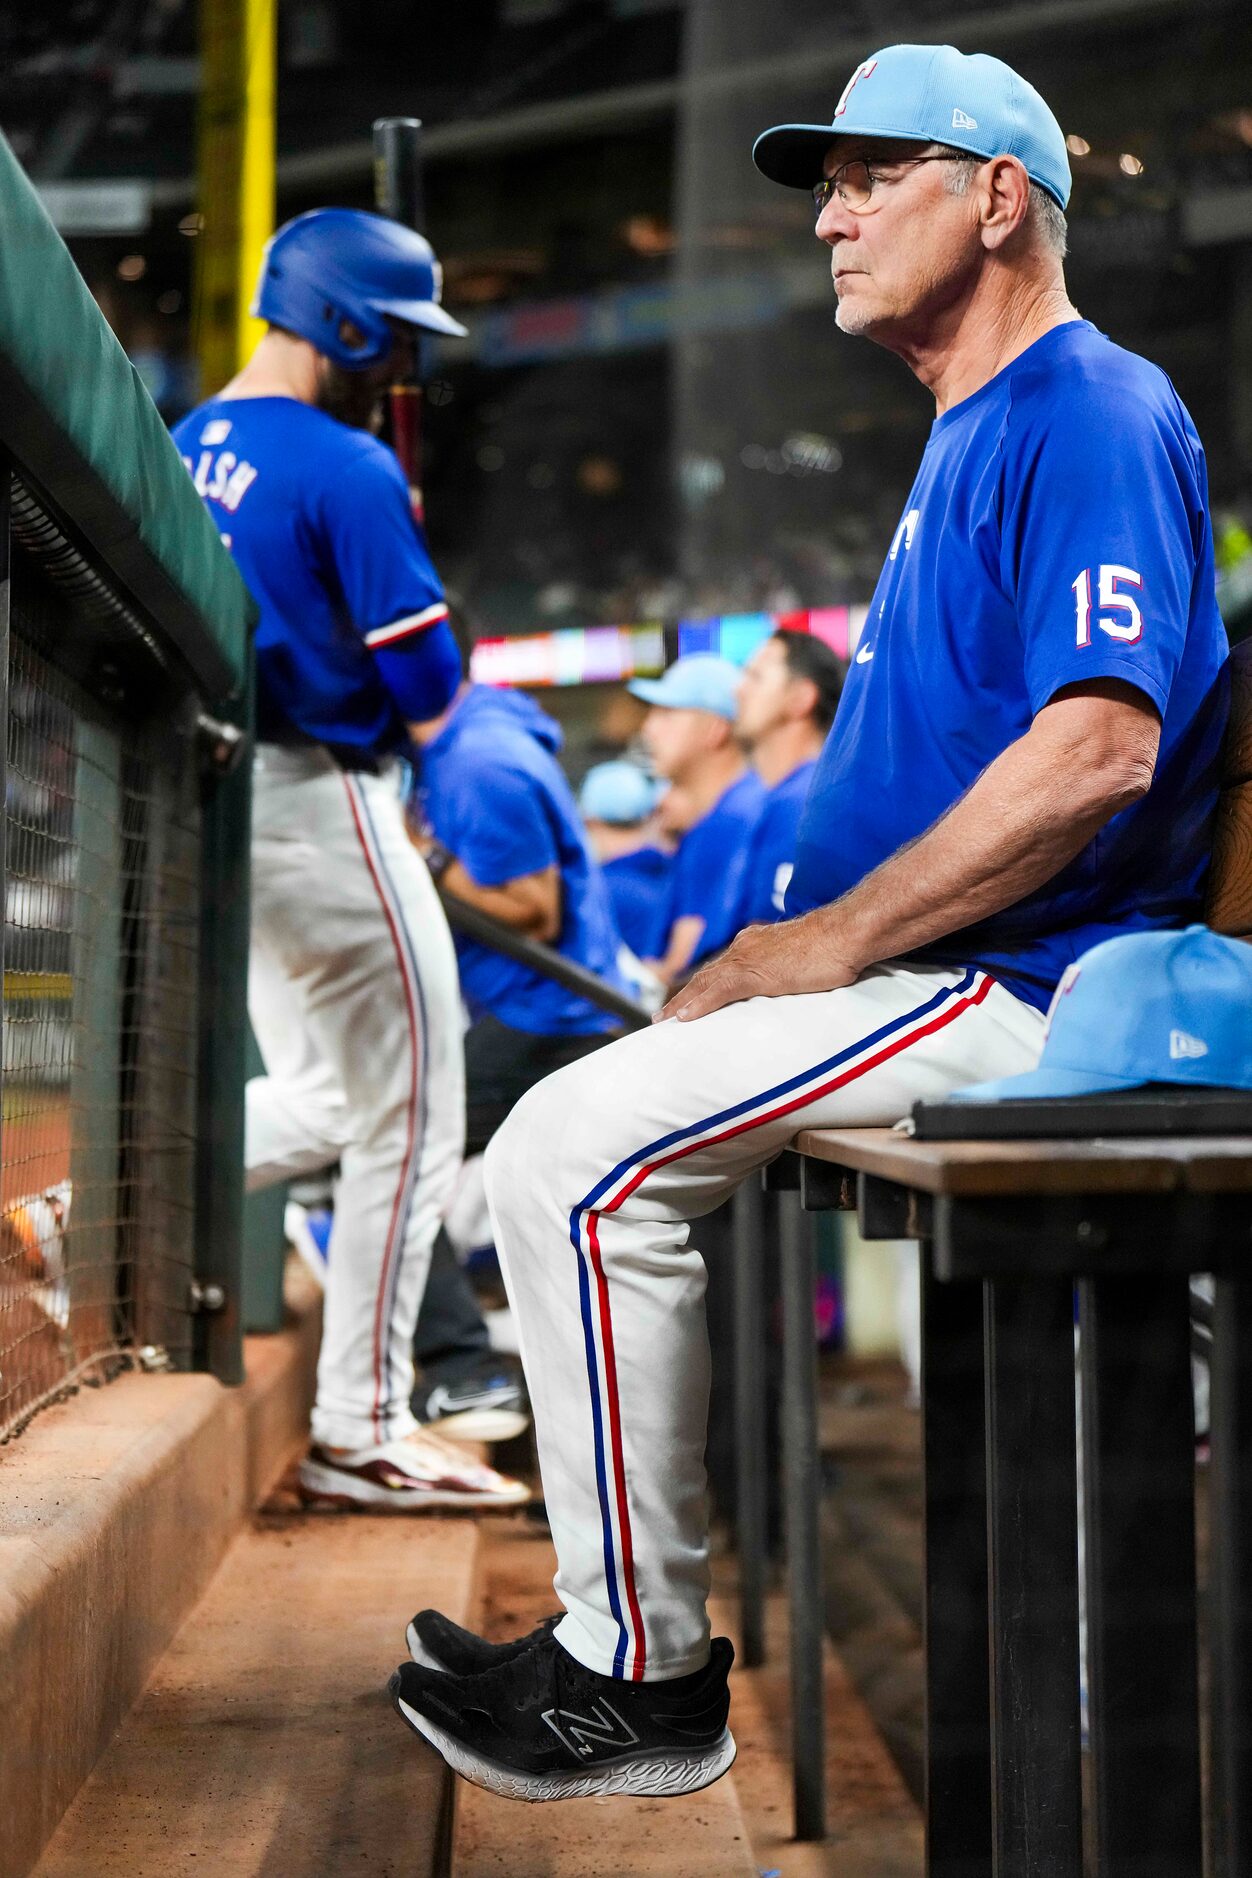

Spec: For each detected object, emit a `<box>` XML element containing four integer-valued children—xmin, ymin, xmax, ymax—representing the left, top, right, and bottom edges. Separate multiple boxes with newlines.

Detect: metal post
<box><xmin>733</xmin><ymin>1179</ymin><xmax>767</xmax><ymax>1667</ymax></box>
<box><xmin>984</xmin><ymin>1279</ymin><xmax>1083</xmax><ymax>1877</ymax></box>
<box><xmin>1210</xmin><ymin>1279</ymin><xmax>1252</xmax><ymax>1878</ymax></box>
<box><xmin>779</xmin><ymin>1189</ymin><xmax>825</xmax><ymax>1841</ymax></box>
<box><xmin>1079</xmin><ymin>1275</ymin><xmax>1202</xmax><ymax>1878</ymax></box>
<box><xmin>920</xmin><ymin>1248</ymin><xmax>993</xmax><ymax>1878</ymax></box>
<box><xmin>0</xmin><ymin>470</ymin><xmax>8</xmax><ymax>1174</ymax></box>
<box><xmin>192</xmin><ymin>664</ymin><xmax>252</xmax><ymax>1383</ymax></box>
<box><xmin>195</xmin><ymin>0</ymin><xmax>277</xmax><ymax>393</ymax></box>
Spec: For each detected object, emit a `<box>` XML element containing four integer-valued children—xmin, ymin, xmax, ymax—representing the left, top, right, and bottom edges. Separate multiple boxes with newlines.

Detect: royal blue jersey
<box><xmin>787</xmin><ymin>322</ymin><xmax>1229</xmax><ymax>1013</ymax></box>
<box><xmin>410</xmin><ymin>686</ymin><xmax>628</xmax><ymax>1036</ymax></box>
<box><xmin>743</xmin><ymin>759</ymin><xmax>817</xmax><ymax>926</ymax></box>
<box><xmin>602</xmin><ymin>846</ymin><xmax>674</xmax><ymax>960</ymax></box>
<box><xmin>665</xmin><ymin>769</ymin><xmax>767</xmax><ymax>965</ymax></box>
<box><xmin>172</xmin><ymin>396</ymin><xmax>459</xmax><ymax>755</ymax></box>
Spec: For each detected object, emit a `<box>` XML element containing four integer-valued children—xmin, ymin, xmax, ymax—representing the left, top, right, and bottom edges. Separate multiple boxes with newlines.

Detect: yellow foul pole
<box><xmin>195</xmin><ymin>0</ymin><xmax>276</xmax><ymax>395</ymax></box>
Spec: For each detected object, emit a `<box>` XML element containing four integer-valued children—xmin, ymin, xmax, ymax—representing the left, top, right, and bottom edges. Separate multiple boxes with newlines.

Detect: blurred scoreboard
<box><xmin>470</xmin><ymin>605</ymin><xmax>868</xmax><ymax>689</ymax></box>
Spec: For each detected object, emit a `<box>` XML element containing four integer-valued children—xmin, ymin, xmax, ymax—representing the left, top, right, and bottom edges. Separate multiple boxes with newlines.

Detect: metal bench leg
<box><xmin>984</xmin><ymin>1278</ymin><xmax>1083</xmax><ymax>1877</ymax></box>
<box><xmin>733</xmin><ymin>1179</ymin><xmax>767</xmax><ymax>1668</ymax></box>
<box><xmin>779</xmin><ymin>1190</ymin><xmax>825</xmax><ymax>1841</ymax></box>
<box><xmin>920</xmin><ymin>1248</ymin><xmax>992</xmax><ymax>1878</ymax></box>
<box><xmin>1210</xmin><ymin>1279</ymin><xmax>1252</xmax><ymax>1878</ymax></box>
<box><xmin>1079</xmin><ymin>1275</ymin><xmax>1202</xmax><ymax>1878</ymax></box>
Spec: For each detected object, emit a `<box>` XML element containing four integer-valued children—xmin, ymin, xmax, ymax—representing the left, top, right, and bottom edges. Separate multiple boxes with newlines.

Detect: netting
<box><xmin>0</xmin><ymin>541</ymin><xmax>202</xmax><ymax>1440</ymax></box>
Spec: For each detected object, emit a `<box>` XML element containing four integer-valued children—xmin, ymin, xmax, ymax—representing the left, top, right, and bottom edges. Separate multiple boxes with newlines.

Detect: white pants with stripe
<box><xmin>247</xmin><ymin>747</ymin><xmax>465</xmax><ymax>1450</ymax></box>
<box><xmin>484</xmin><ymin>962</ymin><xmax>1045</xmax><ymax>1681</ymax></box>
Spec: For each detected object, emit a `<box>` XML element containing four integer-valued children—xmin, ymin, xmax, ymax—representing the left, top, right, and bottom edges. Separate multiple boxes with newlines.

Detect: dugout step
<box><xmin>30</xmin><ymin>1502</ymin><xmax>481</xmax><ymax>1878</ymax></box>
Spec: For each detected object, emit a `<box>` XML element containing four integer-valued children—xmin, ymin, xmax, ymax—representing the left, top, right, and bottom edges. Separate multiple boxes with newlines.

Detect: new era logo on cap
<box><xmin>1169</xmin><ymin>1029</ymin><xmax>1209</xmax><ymax>1062</ymax></box>
<box><xmin>952</xmin><ymin>107</ymin><xmax>978</xmax><ymax>129</ymax></box>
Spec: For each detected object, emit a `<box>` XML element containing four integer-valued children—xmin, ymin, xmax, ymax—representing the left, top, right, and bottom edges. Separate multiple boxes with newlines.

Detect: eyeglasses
<box><xmin>811</xmin><ymin>153</ymin><xmax>969</xmax><ymax>218</ymax></box>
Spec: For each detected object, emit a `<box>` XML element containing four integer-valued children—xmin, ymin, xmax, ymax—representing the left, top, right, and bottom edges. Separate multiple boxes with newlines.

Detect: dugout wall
<box><xmin>0</xmin><ymin>133</ymin><xmax>254</xmax><ymax>1441</ymax></box>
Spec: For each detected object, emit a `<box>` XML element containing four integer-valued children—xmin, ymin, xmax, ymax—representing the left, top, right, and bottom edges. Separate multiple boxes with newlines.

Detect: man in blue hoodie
<box><xmin>405</xmin><ymin>666</ymin><xmax>634</xmax><ymax>1420</ymax></box>
<box><xmin>407</xmin><ymin>673</ymin><xmax>630</xmax><ymax>1142</ymax></box>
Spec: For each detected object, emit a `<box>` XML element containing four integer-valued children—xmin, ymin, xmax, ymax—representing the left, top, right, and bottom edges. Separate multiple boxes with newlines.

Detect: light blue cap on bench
<box><xmin>952</xmin><ymin>924</ymin><xmax>1252</xmax><ymax>1102</ymax></box>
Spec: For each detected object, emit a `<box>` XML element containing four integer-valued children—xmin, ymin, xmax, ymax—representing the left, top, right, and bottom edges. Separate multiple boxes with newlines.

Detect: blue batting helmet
<box><xmin>251</xmin><ymin>207</ymin><xmax>468</xmax><ymax>369</ymax></box>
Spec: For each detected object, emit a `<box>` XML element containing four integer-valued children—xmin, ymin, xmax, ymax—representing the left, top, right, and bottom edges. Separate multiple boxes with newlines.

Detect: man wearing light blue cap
<box><xmin>578</xmin><ymin>760</ymin><xmax>673</xmax><ymax>964</ymax></box>
<box><xmin>396</xmin><ymin>46</ymin><xmax>1232</xmax><ymax>1808</ymax></box>
<box><xmin>627</xmin><ymin>654</ymin><xmax>766</xmax><ymax>984</ymax></box>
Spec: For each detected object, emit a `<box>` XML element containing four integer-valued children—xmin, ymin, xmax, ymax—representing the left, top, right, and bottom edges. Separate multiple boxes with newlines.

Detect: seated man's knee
<box><xmin>483</xmin><ymin>1077</ymin><xmax>555</xmax><ymax>1227</ymax></box>
<box><xmin>483</xmin><ymin>1056</ymin><xmax>604</xmax><ymax>1227</ymax></box>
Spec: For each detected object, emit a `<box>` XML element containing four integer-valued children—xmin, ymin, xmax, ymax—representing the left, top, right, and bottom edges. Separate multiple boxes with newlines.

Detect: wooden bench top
<box><xmin>792</xmin><ymin>1126</ymin><xmax>1252</xmax><ymax>1197</ymax></box>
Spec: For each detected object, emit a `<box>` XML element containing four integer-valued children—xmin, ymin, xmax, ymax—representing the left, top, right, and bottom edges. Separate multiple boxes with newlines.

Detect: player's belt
<box><xmin>256</xmin><ymin>736</ymin><xmax>380</xmax><ymax>775</ymax></box>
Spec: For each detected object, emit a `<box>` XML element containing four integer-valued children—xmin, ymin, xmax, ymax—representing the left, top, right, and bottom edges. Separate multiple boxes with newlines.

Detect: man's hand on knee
<box><xmin>657</xmin><ymin>915</ymin><xmax>861</xmax><ymax>1023</ymax></box>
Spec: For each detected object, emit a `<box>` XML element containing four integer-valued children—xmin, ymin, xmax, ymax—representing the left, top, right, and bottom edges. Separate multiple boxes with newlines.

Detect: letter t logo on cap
<box><xmin>835</xmin><ymin>58</ymin><xmax>878</xmax><ymax>116</ymax></box>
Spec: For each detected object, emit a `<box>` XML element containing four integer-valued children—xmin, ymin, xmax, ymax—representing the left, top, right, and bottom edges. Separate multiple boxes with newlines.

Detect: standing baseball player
<box><xmin>391</xmin><ymin>44</ymin><xmax>1228</xmax><ymax>1795</ymax></box>
<box><xmin>174</xmin><ymin>208</ymin><xmax>526</xmax><ymax>1511</ymax></box>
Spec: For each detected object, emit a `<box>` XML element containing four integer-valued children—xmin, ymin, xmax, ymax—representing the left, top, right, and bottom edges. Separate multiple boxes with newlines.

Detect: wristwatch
<box><xmin>424</xmin><ymin>840</ymin><xmax>454</xmax><ymax>885</ymax></box>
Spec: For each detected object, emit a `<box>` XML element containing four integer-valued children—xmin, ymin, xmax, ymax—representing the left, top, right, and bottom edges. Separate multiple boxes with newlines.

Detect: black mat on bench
<box><xmin>910</xmin><ymin>1085</ymin><xmax>1252</xmax><ymax>1140</ymax></box>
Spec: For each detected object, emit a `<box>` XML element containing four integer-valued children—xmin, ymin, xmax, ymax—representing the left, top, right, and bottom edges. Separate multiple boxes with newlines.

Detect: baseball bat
<box><xmin>373</xmin><ymin>115</ymin><xmax>426</xmax><ymax>523</ymax></box>
<box><xmin>439</xmin><ymin>890</ymin><xmax>651</xmax><ymax>1031</ymax></box>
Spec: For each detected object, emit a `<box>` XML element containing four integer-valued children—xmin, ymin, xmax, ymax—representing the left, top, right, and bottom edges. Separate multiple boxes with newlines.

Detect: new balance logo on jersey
<box><xmin>952</xmin><ymin>108</ymin><xmax>978</xmax><ymax>130</ymax></box>
<box><xmin>1169</xmin><ymin>1029</ymin><xmax>1209</xmax><ymax>1061</ymax></box>
<box><xmin>542</xmin><ymin>1701</ymin><xmax>640</xmax><ymax>1762</ymax></box>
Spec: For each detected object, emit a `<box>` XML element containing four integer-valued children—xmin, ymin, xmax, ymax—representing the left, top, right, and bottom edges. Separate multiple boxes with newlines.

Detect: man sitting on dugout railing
<box><xmin>389</xmin><ymin>43</ymin><xmax>1229</xmax><ymax>1806</ymax></box>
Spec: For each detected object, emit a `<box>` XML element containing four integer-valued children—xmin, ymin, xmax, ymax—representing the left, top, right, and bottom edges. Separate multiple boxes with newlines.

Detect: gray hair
<box><xmin>941</xmin><ymin>149</ymin><xmax>1068</xmax><ymax>259</ymax></box>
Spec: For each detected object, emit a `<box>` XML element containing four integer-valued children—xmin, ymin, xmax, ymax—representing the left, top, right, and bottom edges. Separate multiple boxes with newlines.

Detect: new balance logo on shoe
<box><xmin>542</xmin><ymin>1701</ymin><xmax>640</xmax><ymax>1761</ymax></box>
<box><xmin>1169</xmin><ymin>1029</ymin><xmax>1209</xmax><ymax>1061</ymax></box>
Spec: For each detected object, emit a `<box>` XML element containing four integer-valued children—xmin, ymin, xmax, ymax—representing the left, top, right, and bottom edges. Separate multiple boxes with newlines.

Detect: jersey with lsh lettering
<box><xmin>172</xmin><ymin>395</ymin><xmax>458</xmax><ymax>756</ymax></box>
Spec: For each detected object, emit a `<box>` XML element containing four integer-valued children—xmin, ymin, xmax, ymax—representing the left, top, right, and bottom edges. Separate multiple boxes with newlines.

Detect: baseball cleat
<box><xmin>297</xmin><ymin>1427</ymin><xmax>530</xmax><ymax>1512</ymax></box>
<box><xmin>412</xmin><ymin>1369</ymin><xmax>529</xmax><ymax>1444</ymax></box>
<box><xmin>389</xmin><ymin>1632</ymin><xmax>736</xmax><ymax>1803</ymax></box>
<box><xmin>406</xmin><ymin>1608</ymin><xmax>559</xmax><ymax>1673</ymax></box>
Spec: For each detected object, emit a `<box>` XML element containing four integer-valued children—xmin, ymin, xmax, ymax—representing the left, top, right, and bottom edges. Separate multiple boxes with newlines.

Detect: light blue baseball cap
<box><xmin>628</xmin><ymin>654</ymin><xmax>742</xmax><ymax>721</ymax></box>
<box><xmin>753</xmin><ymin>43</ymin><xmax>1071</xmax><ymax>210</ymax></box>
<box><xmin>578</xmin><ymin>760</ymin><xmax>663</xmax><ymax>825</ymax></box>
<box><xmin>952</xmin><ymin>926</ymin><xmax>1252</xmax><ymax>1104</ymax></box>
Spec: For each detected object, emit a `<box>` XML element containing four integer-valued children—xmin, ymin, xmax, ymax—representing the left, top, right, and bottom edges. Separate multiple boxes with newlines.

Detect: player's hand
<box><xmin>656</xmin><ymin>914</ymin><xmax>861</xmax><ymax>1023</ymax></box>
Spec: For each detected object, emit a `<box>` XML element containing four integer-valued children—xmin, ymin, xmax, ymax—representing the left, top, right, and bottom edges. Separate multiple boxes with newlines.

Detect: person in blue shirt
<box><xmin>578</xmin><ymin>760</ymin><xmax>673</xmax><ymax>964</ymax></box>
<box><xmin>175</xmin><ymin>209</ymin><xmax>527</xmax><ymax>1514</ymax></box>
<box><xmin>407</xmin><ymin>666</ymin><xmax>632</xmax><ymax>1139</ymax></box>
<box><xmin>394</xmin><ymin>47</ymin><xmax>1229</xmax><ymax>1805</ymax></box>
<box><xmin>628</xmin><ymin>655</ymin><xmax>767</xmax><ymax>983</ymax></box>
<box><xmin>405</xmin><ymin>658</ymin><xmax>638</xmax><ymax>1426</ymax></box>
<box><xmin>736</xmin><ymin>630</ymin><xmax>845</xmax><ymax>925</ymax></box>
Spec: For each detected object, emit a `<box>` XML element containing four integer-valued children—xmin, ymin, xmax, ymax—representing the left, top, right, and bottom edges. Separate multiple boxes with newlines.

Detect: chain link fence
<box><xmin>0</xmin><ymin>530</ymin><xmax>203</xmax><ymax>1440</ymax></box>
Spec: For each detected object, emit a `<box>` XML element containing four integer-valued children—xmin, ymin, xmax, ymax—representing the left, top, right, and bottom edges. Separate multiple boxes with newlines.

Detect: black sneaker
<box><xmin>389</xmin><ymin>1631</ymin><xmax>736</xmax><ymax>1802</ymax></box>
<box><xmin>405</xmin><ymin>1608</ymin><xmax>560</xmax><ymax>1674</ymax></box>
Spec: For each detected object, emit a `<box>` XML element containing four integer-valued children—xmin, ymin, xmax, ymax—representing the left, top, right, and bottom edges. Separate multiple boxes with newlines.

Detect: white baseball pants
<box><xmin>247</xmin><ymin>746</ymin><xmax>465</xmax><ymax>1450</ymax></box>
<box><xmin>484</xmin><ymin>962</ymin><xmax>1046</xmax><ymax>1681</ymax></box>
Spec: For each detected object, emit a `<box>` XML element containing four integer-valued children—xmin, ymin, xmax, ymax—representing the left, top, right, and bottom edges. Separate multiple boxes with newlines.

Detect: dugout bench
<box><xmin>734</xmin><ymin>634</ymin><xmax>1252</xmax><ymax>1871</ymax></box>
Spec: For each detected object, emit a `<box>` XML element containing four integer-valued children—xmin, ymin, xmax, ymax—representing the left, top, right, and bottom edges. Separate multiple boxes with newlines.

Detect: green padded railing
<box><xmin>0</xmin><ymin>134</ymin><xmax>251</xmax><ymax>704</ymax></box>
